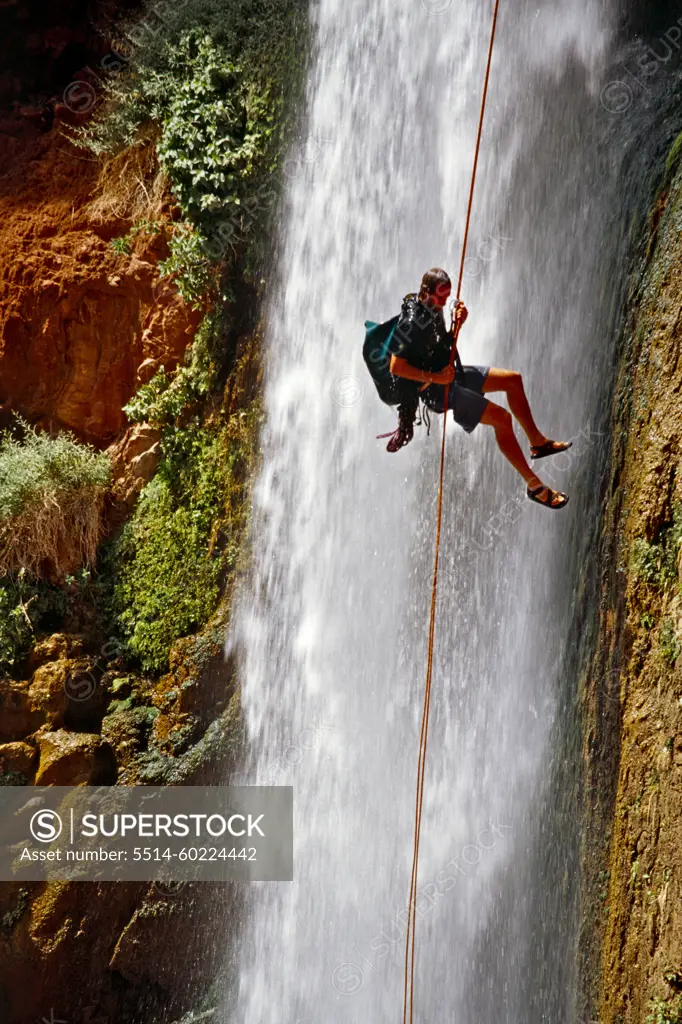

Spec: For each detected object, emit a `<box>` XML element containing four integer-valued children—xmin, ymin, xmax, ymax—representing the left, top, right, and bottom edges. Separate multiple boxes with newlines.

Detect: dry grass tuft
<box><xmin>0</xmin><ymin>487</ymin><xmax>108</xmax><ymax>580</ymax></box>
<box><xmin>87</xmin><ymin>130</ymin><xmax>170</xmax><ymax>225</ymax></box>
<box><xmin>0</xmin><ymin>420</ymin><xmax>112</xmax><ymax>580</ymax></box>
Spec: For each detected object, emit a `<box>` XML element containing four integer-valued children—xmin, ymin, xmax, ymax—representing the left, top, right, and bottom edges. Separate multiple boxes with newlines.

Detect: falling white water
<box><xmin>226</xmin><ymin>1</ymin><xmax>622</xmax><ymax>1021</ymax></box>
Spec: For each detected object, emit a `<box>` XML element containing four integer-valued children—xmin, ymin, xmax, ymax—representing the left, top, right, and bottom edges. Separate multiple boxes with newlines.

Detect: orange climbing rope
<box><xmin>402</xmin><ymin>2</ymin><xmax>502</xmax><ymax>1021</ymax></box>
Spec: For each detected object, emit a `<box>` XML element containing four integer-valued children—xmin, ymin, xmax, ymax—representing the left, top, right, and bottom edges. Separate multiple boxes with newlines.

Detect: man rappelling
<box><xmin>363</xmin><ymin>268</ymin><xmax>571</xmax><ymax>510</ymax></box>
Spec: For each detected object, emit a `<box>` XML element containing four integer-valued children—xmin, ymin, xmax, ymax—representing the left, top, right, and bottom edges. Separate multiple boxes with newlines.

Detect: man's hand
<box><xmin>453</xmin><ymin>300</ymin><xmax>468</xmax><ymax>328</ymax></box>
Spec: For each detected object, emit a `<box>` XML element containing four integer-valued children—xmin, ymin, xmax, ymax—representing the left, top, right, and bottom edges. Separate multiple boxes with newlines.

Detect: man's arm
<box><xmin>390</xmin><ymin>355</ymin><xmax>454</xmax><ymax>386</ymax></box>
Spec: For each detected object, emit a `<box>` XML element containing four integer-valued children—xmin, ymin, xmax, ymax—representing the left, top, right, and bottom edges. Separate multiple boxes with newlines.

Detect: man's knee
<box><xmin>482</xmin><ymin>401</ymin><xmax>512</xmax><ymax>431</ymax></box>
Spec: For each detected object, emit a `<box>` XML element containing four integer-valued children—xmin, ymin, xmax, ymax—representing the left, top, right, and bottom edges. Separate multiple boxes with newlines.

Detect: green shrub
<box><xmin>112</xmin><ymin>406</ymin><xmax>257</xmax><ymax>673</ymax></box>
<box><xmin>659</xmin><ymin>618</ymin><xmax>681</xmax><ymax>667</ymax></box>
<box><xmin>0</xmin><ymin>574</ymin><xmax>40</xmax><ymax>669</ymax></box>
<box><xmin>123</xmin><ymin>311</ymin><xmax>230</xmax><ymax>426</ymax></box>
<box><xmin>0</xmin><ymin>570</ymin><xmax>93</xmax><ymax>671</ymax></box>
<box><xmin>646</xmin><ymin>997</ymin><xmax>682</xmax><ymax>1024</ymax></box>
<box><xmin>123</xmin><ymin>366</ymin><xmax>206</xmax><ymax>426</ymax></box>
<box><xmin>156</xmin><ymin>35</ymin><xmax>258</xmax><ymax>215</ymax></box>
<box><xmin>630</xmin><ymin>506</ymin><xmax>682</xmax><ymax>590</ymax></box>
<box><xmin>114</xmin><ymin>474</ymin><xmax>222</xmax><ymax>673</ymax></box>
<box><xmin>146</xmin><ymin>26</ymin><xmax>283</xmax><ymax>266</ymax></box>
<box><xmin>157</xmin><ymin>223</ymin><xmax>213</xmax><ymax>306</ymax></box>
<box><xmin>82</xmin><ymin>0</ymin><xmax>307</xmax><ymax>268</ymax></box>
<box><xmin>86</xmin><ymin>0</ymin><xmax>303</xmax><ymax>151</ymax></box>
<box><xmin>0</xmin><ymin>421</ymin><xmax>111</xmax><ymax>578</ymax></box>
<box><xmin>185</xmin><ymin>309</ymin><xmax>232</xmax><ymax>392</ymax></box>
<box><xmin>110</xmin><ymin>218</ymin><xmax>162</xmax><ymax>256</ymax></box>
<box><xmin>123</xmin><ymin>368</ymin><xmax>174</xmax><ymax>424</ymax></box>
<box><xmin>122</xmin><ymin>364</ymin><xmax>206</xmax><ymax>428</ymax></box>
<box><xmin>110</xmin><ymin>235</ymin><xmax>132</xmax><ymax>256</ymax></box>
<box><xmin>631</xmin><ymin>538</ymin><xmax>664</xmax><ymax>586</ymax></box>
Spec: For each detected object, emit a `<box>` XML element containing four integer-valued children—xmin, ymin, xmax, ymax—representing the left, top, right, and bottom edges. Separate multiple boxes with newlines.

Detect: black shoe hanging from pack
<box><xmin>377</xmin><ymin>401</ymin><xmax>420</xmax><ymax>453</ymax></box>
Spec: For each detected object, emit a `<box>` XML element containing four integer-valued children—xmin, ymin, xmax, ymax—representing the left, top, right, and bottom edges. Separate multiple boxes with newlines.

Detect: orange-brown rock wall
<box><xmin>580</xmin><ymin>147</ymin><xmax>682</xmax><ymax>1023</ymax></box>
<box><xmin>0</xmin><ymin>124</ymin><xmax>201</xmax><ymax>445</ymax></box>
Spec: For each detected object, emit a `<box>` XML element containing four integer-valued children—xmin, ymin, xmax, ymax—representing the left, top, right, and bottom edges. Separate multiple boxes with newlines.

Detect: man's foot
<box><xmin>530</xmin><ymin>439</ymin><xmax>573</xmax><ymax>461</ymax></box>
<box><xmin>383</xmin><ymin>402</ymin><xmax>417</xmax><ymax>453</ymax></box>
<box><xmin>526</xmin><ymin>483</ymin><xmax>569</xmax><ymax>509</ymax></box>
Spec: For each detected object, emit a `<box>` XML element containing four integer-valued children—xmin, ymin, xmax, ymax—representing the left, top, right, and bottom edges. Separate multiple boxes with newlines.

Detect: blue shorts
<box><xmin>422</xmin><ymin>365</ymin><xmax>490</xmax><ymax>434</ymax></box>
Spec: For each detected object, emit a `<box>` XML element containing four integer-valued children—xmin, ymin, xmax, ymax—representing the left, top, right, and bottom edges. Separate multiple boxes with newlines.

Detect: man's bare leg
<box><xmin>482</xmin><ymin>368</ymin><xmax>548</xmax><ymax>448</ymax></box>
<box><xmin>480</xmin><ymin>401</ymin><xmax>567</xmax><ymax>507</ymax></box>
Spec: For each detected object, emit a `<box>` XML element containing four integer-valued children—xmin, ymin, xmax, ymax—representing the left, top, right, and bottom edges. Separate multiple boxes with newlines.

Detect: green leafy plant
<box><xmin>110</xmin><ymin>217</ymin><xmax>163</xmax><ymax>256</ymax></box>
<box><xmin>659</xmin><ymin>618</ymin><xmax>681</xmax><ymax>667</ymax></box>
<box><xmin>157</xmin><ymin>223</ymin><xmax>213</xmax><ymax>306</ymax></box>
<box><xmin>156</xmin><ymin>35</ymin><xmax>256</xmax><ymax>215</ymax></box>
<box><xmin>127</xmin><ymin>365</ymin><xmax>206</xmax><ymax>424</ymax></box>
<box><xmin>184</xmin><ymin>308</ymin><xmax>231</xmax><ymax>392</ymax></box>
<box><xmin>0</xmin><ymin>574</ymin><xmax>40</xmax><ymax>669</ymax></box>
<box><xmin>110</xmin><ymin>235</ymin><xmax>133</xmax><ymax>255</ymax></box>
<box><xmin>631</xmin><ymin>538</ymin><xmax>668</xmax><ymax>587</ymax></box>
<box><xmin>0</xmin><ymin>419</ymin><xmax>111</xmax><ymax>578</ymax></box>
<box><xmin>646</xmin><ymin>997</ymin><xmax>682</xmax><ymax>1024</ymax></box>
<box><xmin>114</xmin><ymin>476</ymin><xmax>222</xmax><ymax>673</ymax></box>
<box><xmin>81</xmin><ymin>1</ymin><xmax>307</xmax><ymax>270</ymax></box>
<box><xmin>124</xmin><ymin>308</ymin><xmax>230</xmax><ymax>426</ymax></box>
<box><xmin>0</xmin><ymin>570</ymin><xmax>94</xmax><ymax>671</ymax></box>
<box><xmin>630</xmin><ymin>506</ymin><xmax>682</xmax><ymax>589</ymax></box>
<box><xmin>123</xmin><ymin>368</ymin><xmax>174</xmax><ymax>425</ymax></box>
<box><xmin>112</xmin><ymin>404</ymin><xmax>258</xmax><ymax>673</ymax></box>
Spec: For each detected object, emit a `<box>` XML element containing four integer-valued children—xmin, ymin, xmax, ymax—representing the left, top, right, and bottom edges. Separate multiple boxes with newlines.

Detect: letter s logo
<box><xmin>30</xmin><ymin>809</ymin><xmax>63</xmax><ymax>843</ymax></box>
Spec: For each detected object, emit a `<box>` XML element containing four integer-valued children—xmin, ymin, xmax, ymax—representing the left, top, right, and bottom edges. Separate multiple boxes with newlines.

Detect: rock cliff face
<box><xmin>0</xmin><ymin>623</ymin><xmax>245</xmax><ymax>1022</ymax></box>
<box><xmin>0</xmin><ymin>127</ymin><xmax>201</xmax><ymax>445</ymax></box>
<box><xmin>581</xmin><ymin>143</ymin><xmax>682</xmax><ymax>1023</ymax></box>
<box><xmin>0</xmin><ymin>172</ymin><xmax>247</xmax><ymax>1024</ymax></box>
<box><xmin>0</xmin><ymin>8</ymin><xmax>258</xmax><ymax>1020</ymax></box>
<box><xmin>0</xmin><ymin>122</ymin><xmax>253</xmax><ymax>1011</ymax></box>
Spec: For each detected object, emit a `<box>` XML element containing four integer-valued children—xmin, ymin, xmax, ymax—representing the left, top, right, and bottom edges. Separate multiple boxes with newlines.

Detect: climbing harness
<box><xmin>402</xmin><ymin>2</ymin><xmax>502</xmax><ymax>1021</ymax></box>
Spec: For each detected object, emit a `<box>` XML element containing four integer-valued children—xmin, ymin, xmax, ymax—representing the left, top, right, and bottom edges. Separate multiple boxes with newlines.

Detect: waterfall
<box><xmin>225</xmin><ymin>1</ymin><xmax>625</xmax><ymax>1020</ymax></box>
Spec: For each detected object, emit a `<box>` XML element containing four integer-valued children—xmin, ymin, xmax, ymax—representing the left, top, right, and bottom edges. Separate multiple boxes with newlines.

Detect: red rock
<box><xmin>106</xmin><ymin>423</ymin><xmax>163</xmax><ymax>511</ymax></box>
<box><xmin>0</xmin><ymin>131</ymin><xmax>202</xmax><ymax>445</ymax></box>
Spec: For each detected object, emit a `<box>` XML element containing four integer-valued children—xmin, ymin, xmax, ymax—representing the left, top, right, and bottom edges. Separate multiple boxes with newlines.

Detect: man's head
<box><xmin>418</xmin><ymin>268</ymin><xmax>452</xmax><ymax>310</ymax></box>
